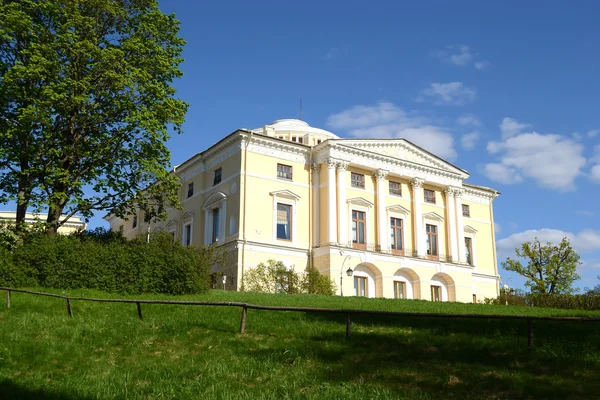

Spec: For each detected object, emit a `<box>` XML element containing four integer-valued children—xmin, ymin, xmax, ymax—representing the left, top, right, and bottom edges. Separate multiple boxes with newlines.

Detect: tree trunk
<box><xmin>46</xmin><ymin>203</ymin><xmax>64</xmax><ymax>235</ymax></box>
<box><xmin>15</xmin><ymin>174</ymin><xmax>31</xmax><ymax>233</ymax></box>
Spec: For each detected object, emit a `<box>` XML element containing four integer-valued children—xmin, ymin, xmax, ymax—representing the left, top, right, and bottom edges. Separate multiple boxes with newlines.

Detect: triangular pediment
<box><xmin>270</xmin><ymin>189</ymin><xmax>301</xmax><ymax>200</ymax></box>
<box><xmin>165</xmin><ymin>219</ymin><xmax>178</xmax><ymax>230</ymax></box>
<box><xmin>181</xmin><ymin>212</ymin><xmax>194</xmax><ymax>222</ymax></box>
<box><xmin>339</xmin><ymin>139</ymin><xmax>468</xmax><ymax>177</ymax></box>
<box><xmin>423</xmin><ymin>212</ymin><xmax>444</xmax><ymax>221</ymax></box>
<box><xmin>464</xmin><ymin>225</ymin><xmax>478</xmax><ymax>234</ymax></box>
<box><xmin>386</xmin><ymin>204</ymin><xmax>411</xmax><ymax>215</ymax></box>
<box><xmin>347</xmin><ymin>197</ymin><xmax>374</xmax><ymax>208</ymax></box>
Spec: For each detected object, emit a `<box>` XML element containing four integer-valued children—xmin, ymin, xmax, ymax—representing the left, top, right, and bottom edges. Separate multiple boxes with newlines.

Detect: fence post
<box><xmin>65</xmin><ymin>298</ymin><xmax>72</xmax><ymax>317</ymax></box>
<box><xmin>527</xmin><ymin>319</ymin><xmax>533</xmax><ymax>349</ymax></box>
<box><xmin>346</xmin><ymin>313</ymin><xmax>352</xmax><ymax>338</ymax></box>
<box><xmin>6</xmin><ymin>289</ymin><xmax>10</xmax><ymax>309</ymax></box>
<box><xmin>136</xmin><ymin>302</ymin><xmax>143</xmax><ymax>320</ymax></box>
<box><xmin>239</xmin><ymin>306</ymin><xmax>247</xmax><ymax>334</ymax></box>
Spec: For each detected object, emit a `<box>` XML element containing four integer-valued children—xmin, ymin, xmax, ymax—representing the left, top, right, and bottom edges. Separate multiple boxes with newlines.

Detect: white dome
<box><xmin>253</xmin><ymin>119</ymin><xmax>339</xmax><ymax>139</ymax></box>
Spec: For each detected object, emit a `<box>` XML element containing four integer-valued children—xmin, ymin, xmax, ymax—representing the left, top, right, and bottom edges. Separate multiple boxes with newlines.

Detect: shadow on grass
<box><xmin>0</xmin><ymin>379</ymin><xmax>93</xmax><ymax>400</ymax></box>
<box><xmin>245</xmin><ymin>313</ymin><xmax>600</xmax><ymax>399</ymax></box>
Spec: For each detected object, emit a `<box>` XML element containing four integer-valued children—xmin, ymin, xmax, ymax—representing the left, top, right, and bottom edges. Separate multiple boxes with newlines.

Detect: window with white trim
<box><xmin>213</xmin><ymin>168</ymin><xmax>222</xmax><ymax>185</ymax></box>
<box><xmin>277</xmin><ymin>164</ymin><xmax>293</xmax><ymax>180</ymax></box>
<box><xmin>394</xmin><ymin>281</ymin><xmax>406</xmax><ymax>299</ymax></box>
<box><xmin>187</xmin><ymin>182</ymin><xmax>194</xmax><ymax>198</ymax></box>
<box><xmin>389</xmin><ymin>181</ymin><xmax>402</xmax><ymax>196</ymax></box>
<box><xmin>351</xmin><ymin>172</ymin><xmax>365</xmax><ymax>188</ymax></box>
<box><xmin>276</xmin><ymin>203</ymin><xmax>292</xmax><ymax>241</ymax></box>
<box><xmin>465</xmin><ymin>237</ymin><xmax>473</xmax><ymax>266</ymax></box>
<box><xmin>183</xmin><ymin>223</ymin><xmax>192</xmax><ymax>246</ymax></box>
<box><xmin>211</xmin><ymin>208</ymin><xmax>220</xmax><ymax>243</ymax></box>
<box><xmin>390</xmin><ymin>217</ymin><xmax>404</xmax><ymax>254</ymax></box>
<box><xmin>354</xmin><ymin>276</ymin><xmax>368</xmax><ymax>297</ymax></box>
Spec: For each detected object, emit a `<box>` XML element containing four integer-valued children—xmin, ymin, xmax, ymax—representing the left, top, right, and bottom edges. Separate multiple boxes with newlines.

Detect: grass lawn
<box><xmin>1</xmin><ymin>288</ymin><xmax>599</xmax><ymax>399</ymax></box>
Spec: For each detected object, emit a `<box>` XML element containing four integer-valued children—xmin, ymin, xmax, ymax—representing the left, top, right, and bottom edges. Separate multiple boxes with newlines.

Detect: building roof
<box><xmin>251</xmin><ymin>119</ymin><xmax>340</xmax><ymax>139</ymax></box>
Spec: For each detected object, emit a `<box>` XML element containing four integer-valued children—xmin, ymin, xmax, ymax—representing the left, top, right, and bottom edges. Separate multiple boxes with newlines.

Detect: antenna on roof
<box><xmin>299</xmin><ymin>98</ymin><xmax>303</xmax><ymax>121</ymax></box>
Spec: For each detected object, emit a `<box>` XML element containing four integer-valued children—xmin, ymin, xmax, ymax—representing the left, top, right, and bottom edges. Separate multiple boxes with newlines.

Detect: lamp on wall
<box><xmin>339</xmin><ymin>250</ymin><xmax>353</xmax><ymax>297</ymax></box>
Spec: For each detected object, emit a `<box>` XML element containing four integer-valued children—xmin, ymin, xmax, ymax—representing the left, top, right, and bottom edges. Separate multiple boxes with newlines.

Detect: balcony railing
<box><xmin>340</xmin><ymin>244</ymin><xmax>461</xmax><ymax>264</ymax></box>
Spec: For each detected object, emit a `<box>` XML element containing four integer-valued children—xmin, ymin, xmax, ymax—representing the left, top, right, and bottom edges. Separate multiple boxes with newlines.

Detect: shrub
<box><xmin>5</xmin><ymin>229</ymin><xmax>221</xmax><ymax>295</ymax></box>
<box><xmin>244</xmin><ymin>259</ymin><xmax>335</xmax><ymax>295</ymax></box>
<box><xmin>484</xmin><ymin>288</ymin><xmax>600</xmax><ymax>310</ymax></box>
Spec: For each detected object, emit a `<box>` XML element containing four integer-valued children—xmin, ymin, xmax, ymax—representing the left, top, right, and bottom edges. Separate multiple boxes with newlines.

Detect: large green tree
<box><xmin>0</xmin><ymin>0</ymin><xmax>188</xmax><ymax>233</ymax></box>
<box><xmin>502</xmin><ymin>237</ymin><xmax>581</xmax><ymax>294</ymax></box>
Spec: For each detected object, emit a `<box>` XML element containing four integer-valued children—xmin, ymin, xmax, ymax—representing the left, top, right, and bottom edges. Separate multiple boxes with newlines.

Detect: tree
<box><xmin>0</xmin><ymin>0</ymin><xmax>188</xmax><ymax>233</ymax></box>
<box><xmin>502</xmin><ymin>237</ymin><xmax>581</xmax><ymax>294</ymax></box>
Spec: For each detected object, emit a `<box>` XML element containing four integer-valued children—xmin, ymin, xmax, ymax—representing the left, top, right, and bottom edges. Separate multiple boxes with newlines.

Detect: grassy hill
<box><xmin>1</xmin><ymin>288</ymin><xmax>599</xmax><ymax>399</ymax></box>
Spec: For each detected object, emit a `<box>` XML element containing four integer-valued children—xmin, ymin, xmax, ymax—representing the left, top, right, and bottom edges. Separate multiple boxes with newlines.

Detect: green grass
<box><xmin>1</xmin><ymin>289</ymin><xmax>599</xmax><ymax>400</ymax></box>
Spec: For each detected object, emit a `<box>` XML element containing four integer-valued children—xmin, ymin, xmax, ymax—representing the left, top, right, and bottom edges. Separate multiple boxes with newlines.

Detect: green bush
<box><xmin>484</xmin><ymin>288</ymin><xmax>600</xmax><ymax>310</ymax></box>
<box><xmin>244</xmin><ymin>259</ymin><xmax>335</xmax><ymax>295</ymax></box>
<box><xmin>4</xmin><ymin>228</ymin><xmax>221</xmax><ymax>295</ymax></box>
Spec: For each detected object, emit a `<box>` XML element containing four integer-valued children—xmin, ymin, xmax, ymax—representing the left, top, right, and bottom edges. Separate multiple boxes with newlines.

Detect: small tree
<box><xmin>301</xmin><ymin>267</ymin><xmax>336</xmax><ymax>295</ymax></box>
<box><xmin>244</xmin><ymin>259</ymin><xmax>300</xmax><ymax>294</ymax></box>
<box><xmin>502</xmin><ymin>237</ymin><xmax>581</xmax><ymax>294</ymax></box>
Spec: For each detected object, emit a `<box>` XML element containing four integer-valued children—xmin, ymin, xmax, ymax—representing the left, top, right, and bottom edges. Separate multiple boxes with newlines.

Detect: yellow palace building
<box><xmin>105</xmin><ymin>119</ymin><xmax>501</xmax><ymax>302</ymax></box>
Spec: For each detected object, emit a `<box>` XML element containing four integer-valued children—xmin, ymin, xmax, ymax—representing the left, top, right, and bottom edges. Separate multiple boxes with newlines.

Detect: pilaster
<box><xmin>411</xmin><ymin>177</ymin><xmax>425</xmax><ymax>257</ymax></box>
<box><xmin>312</xmin><ymin>163</ymin><xmax>321</xmax><ymax>246</ymax></box>
<box><xmin>444</xmin><ymin>186</ymin><xmax>458</xmax><ymax>262</ymax></box>
<box><xmin>454</xmin><ymin>189</ymin><xmax>466</xmax><ymax>263</ymax></box>
<box><xmin>373</xmin><ymin>169</ymin><xmax>389</xmax><ymax>251</ymax></box>
<box><xmin>337</xmin><ymin>161</ymin><xmax>349</xmax><ymax>246</ymax></box>
<box><xmin>326</xmin><ymin>158</ymin><xmax>337</xmax><ymax>244</ymax></box>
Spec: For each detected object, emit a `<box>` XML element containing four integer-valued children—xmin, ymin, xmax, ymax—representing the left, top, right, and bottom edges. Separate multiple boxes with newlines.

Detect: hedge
<box><xmin>0</xmin><ymin>228</ymin><xmax>222</xmax><ymax>295</ymax></box>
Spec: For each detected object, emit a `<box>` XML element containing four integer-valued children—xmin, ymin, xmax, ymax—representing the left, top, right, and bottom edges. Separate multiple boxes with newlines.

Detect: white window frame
<box><xmin>180</xmin><ymin>212</ymin><xmax>194</xmax><ymax>247</ymax></box>
<box><xmin>430</xmin><ymin>277</ymin><xmax>448</xmax><ymax>302</ymax></box>
<box><xmin>347</xmin><ymin>197</ymin><xmax>373</xmax><ymax>248</ymax></box>
<box><xmin>422</xmin><ymin>212</ymin><xmax>443</xmax><ymax>258</ymax></box>
<box><xmin>270</xmin><ymin>190</ymin><xmax>300</xmax><ymax>245</ymax></box>
<box><xmin>203</xmin><ymin>192</ymin><xmax>227</xmax><ymax>245</ymax></box>
<box><xmin>387</xmin><ymin>205</ymin><xmax>410</xmax><ymax>254</ymax></box>
<box><xmin>464</xmin><ymin>225</ymin><xmax>478</xmax><ymax>267</ymax></box>
<box><xmin>352</xmin><ymin>268</ymin><xmax>376</xmax><ymax>298</ymax></box>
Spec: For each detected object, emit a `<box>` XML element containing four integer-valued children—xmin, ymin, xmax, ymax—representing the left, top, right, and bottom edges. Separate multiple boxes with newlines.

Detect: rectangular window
<box><xmin>351</xmin><ymin>172</ymin><xmax>365</xmax><ymax>188</ymax></box>
<box><xmin>351</xmin><ymin>210</ymin><xmax>366</xmax><ymax>249</ymax></box>
<box><xmin>394</xmin><ymin>281</ymin><xmax>405</xmax><ymax>299</ymax></box>
<box><xmin>118</xmin><ymin>225</ymin><xmax>124</xmax><ymax>233</ymax></box>
<box><xmin>462</xmin><ymin>204</ymin><xmax>470</xmax><ymax>217</ymax></box>
<box><xmin>132</xmin><ymin>215</ymin><xmax>138</xmax><ymax>228</ymax></box>
<box><xmin>277</xmin><ymin>164</ymin><xmax>293</xmax><ymax>180</ymax></box>
<box><xmin>424</xmin><ymin>189</ymin><xmax>436</xmax><ymax>204</ymax></box>
<box><xmin>317</xmin><ymin>139</ymin><xmax>322</xmax><ymax>144</ymax></box>
<box><xmin>389</xmin><ymin>181</ymin><xmax>402</xmax><ymax>196</ymax></box>
<box><xmin>187</xmin><ymin>182</ymin><xmax>194</xmax><ymax>198</ymax></box>
<box><xmin>354</xmin><ymin>276</ymin><xmax>367</xmax><ymax>297</ymax></box>
<box><xmin>291</xmin><ymin>136</ymin><xmax>297</xmax><ymax>142</ymax></box>
<box><xmin>298</xmin><ymin>137</ymin><xmax>303</xmax><ymax>144</ymax></box>
<box><xmin>465</xmin><ymin>237</ymin><xmax>473</xmax><ymax>266</ymax></box>
<box><xmin>426</xmin><ymin>224</ymin><xmax>438</xmax><ymax>258</ymax></box>
<box><xmin>213</xmin><ymin>168</ymin><xmax>222</xmax><ymax>185</ymax></box>
<box><xmin>212</xmin><ymin>208</ymin><xmax>220</xmax><ymax>243</ymax></box>
<box><xmin>390</xmin><ymin>217</ymin><xmax>403</xmax><ymax>254</ymax></box>
<box><xmin>431</xmin><ymin>285</ymin><xmax>441</xmax><ymax>302</ymax></box>
<box><xmin>184</xmin><ymin>224</ymin><xmax>191</xmax><ymax>246</ymax></box>
<box><xmin>276</xmin><ymin>203</ymin><xmax>291</xmax><ymax>240</ymax></box>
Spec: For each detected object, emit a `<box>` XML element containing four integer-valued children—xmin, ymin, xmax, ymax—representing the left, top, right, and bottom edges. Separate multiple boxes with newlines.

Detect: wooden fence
<box><xmin>3</xmin><ymin>287</ymin><xmax>600</xmax><ymax>349</ymax></box>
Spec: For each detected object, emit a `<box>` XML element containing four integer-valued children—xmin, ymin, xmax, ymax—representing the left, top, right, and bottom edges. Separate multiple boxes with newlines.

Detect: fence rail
<box><xmin>3</xmin><ymin>287</ymin><xmax>600</xmax><ymax>349</ymax></box>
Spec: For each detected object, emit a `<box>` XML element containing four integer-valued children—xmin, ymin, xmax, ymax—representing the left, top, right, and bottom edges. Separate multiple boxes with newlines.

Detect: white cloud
<box><xmin>326</xmin><ymin>101</ymin><xmax>457</xmax><ymax>160</ymax></box>
<box><xmin>576</xmin><ymin>210</ymin><xmax>595</xmax><ymax>217</ymax></box>
<box><xmin>497</xmin><ymin>228</ymin><xmax>600</xmax><ymax>254</ymax></box>
<box><xmin>461</xmin><ymin>131</ymin><xmax>480</xmax><ymax>150</ymax></box>
<box><xmin>456</xmin><ymin>114</ymin><xmax>481</xmax><ymax>126</ymax></box>
<box><xmin>418</xmin><ymin>82</ymin><xmax>477</xmax><ymax>106</ymax></box>
<box><xmin>494</xmin><ymin>222</ymin><xmax>501</xmax><ymax>234</ymax></box>
<box><xmin>499</xmin><ymin>117</ymin><xmax>531</xmax><ymax>139</ymax></box>
<box><xmin>485</xmin><ymin>119</ymin><xmax>586</xmax><ymax>190</ymax></box>
<box><xmin>433</xmin><ymin>45</ymin><xmax>472</xmax><ymax>66</ymax></box>
<box><xmin>572</xmin><ymin>132</ymin><xmax>583</xmax><ymax>140</ymax></box>
<box><xmin>588</xmin><ymin>129</ymin><xmax>600</xmax><ymax>138</ymax></box>
<box><xmin>474</xmin><ymin>61</ymin><xmax>491</xmax><ymax>70</ymax></box>
<box><xmin>590</xmin><ymin>165</ymin><xmax>600</xmax><ymax>183</ymax></box>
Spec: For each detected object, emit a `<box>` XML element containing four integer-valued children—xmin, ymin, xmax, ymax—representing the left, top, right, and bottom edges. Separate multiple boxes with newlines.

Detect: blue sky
<box><xmin>90</xmin><ymin>1</ymin><xmax>599</xmax><ymax>291</ymax></box>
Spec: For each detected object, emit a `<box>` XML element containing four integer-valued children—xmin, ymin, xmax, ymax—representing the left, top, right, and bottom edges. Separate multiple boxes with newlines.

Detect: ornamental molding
<box><xmin>270</xmin><ymin>189</ymin><xmax>301</xmax><ymax>201</ymax></box>
<box><xmin>347</xmin><ymin>197</ymin><xmax>374</xmax><ymax>208</ymax></box>
<box><xmin>422</xmin><ymin>212</ymin><xmax>444</xmax><ymax>222</ymax></box>
<box><xmin>373</xmin><ymin>169</ymin><xmax>389</xmax><ymax>181</ymax></box>
<box><xmin>177</xmin><ymin>134</ymin><xmax>244</xmax><ymax>182</ymax></box>
<box><xmin>181</xmin><ymin>212</ymin><xmax>194</xmax><ymax>222</ymax></box>
<box><xmin>462</xmin><ymin>186</ymin><xmax>497</xmax><ymax>205</ymax></box>
<box><xmin>247</xmin><ymin>135</ymin><xmax>309</xmax><ymax>165</ymax></box>
<box><xmin>165</xmin><ymin>220</ymin><xmax>178</xmax><ymax>231</ymax></box>
<box><xmin>203</xmin><ymin>191</ymin><xmax>227</xmax><ymax>210</ymax></box>
<box><xmin>464</xmin><ymin>225</ymin><xmax>478</xmax><ymax>234</ymax></box>
<box><xmin>311</xmin><ymin>163</ymin><xmax>321</xmax><ymax>172</ymax></box>
<box><xmin>337</xmin><ymin>160</ymin><xmax>350</xmax><ymax>171</ymax></box>
<box><xmin>410</xmin><ymin>177</ymin><xmax>425</xmax><ymax>188</ymax></box>
<box><xmin>314</xmin><ymin>144</ymin><xmax>463</xmax><ymax>188</ymax></box>
<box><xmin>386</xmin><ymin>204</ymin><xmax>411</xmax><ymax>215</ymax></box>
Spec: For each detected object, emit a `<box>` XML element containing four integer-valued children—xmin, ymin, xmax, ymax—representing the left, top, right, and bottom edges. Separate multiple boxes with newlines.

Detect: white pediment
<box><xmin>386</xmin><ymin>204</ymin><xmax>411</xmax><ymax>215</ymax></box>
<box><xmin>203</xmin><ymin>191</ymin><xmax>227</xmax><ymax>210</ymax></box>
<box><xmin>423</xmin><ymin>212</ymin><xmax>444</xmax><ymax>221</ymax></box>
<box><xmin>339</xmin><ymin>139</ymin><xmax>467</xmax><ymax>177</ymax></box>
<box><xmin>347</xmin><ymin>197</ymin><xmax>374</xmax><ymax>208</ymax></box>
<box><xmin>464</xmin><ymin>225</ymin><xmax>478</xmax><ymax>234</ymax></box>
<box><xmin>181</xmin><ymin>212</ymin><xmax>194</xmax><ymax>222</ymax></box>
<box><xmin>165</xmin><ymin>219</ymin><xmax>177</xmax><ymax>230</ymax></box>
<box><xmin>270</xmin><ymin>189</ymin><xmax>300</xmax><ymax>201</ymax></box>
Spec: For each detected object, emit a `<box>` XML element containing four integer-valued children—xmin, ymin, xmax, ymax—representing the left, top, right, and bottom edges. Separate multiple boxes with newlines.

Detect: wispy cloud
<box><xmin>588</xmin><ymin>129</ymin><xmax>600</xmax><ymax>138</ymax></box>
<box><xmin>590</xmin><ymin>145</ymin><xmax>600</xmax><ymax>183</ymax></box>
<box><xmin>456</xmin><ymin>114</ymin><xmax>481</xmax><ymax>127</ymax></box>
<box><xmin>484</xmin><ymin>117</ymin><xmax>586</xmax><ymax>190</ymax></box>
<box><xmin>497</xmin><ymin>228</ymin><xmax>600</xmax><ymax>256</ymax></box>
<box><xmin>576</xmin><ymin>210</ymin><xmax>595</xmax><ymax>217</ymax></box>
<box><xmin>433</xmin><ymin>45</ymin><xmax>490</xmax><ymax>70</ymax></box>
<box><xmin>326</xmin><ymin>101</ymin><xmax>457</xmax><ymax>160</ymax></box>
<box><xmin>474</xmin><ymin>61</ymin><xmax>491</xmax><ymax>70</ymax></box>
<box><xmin>461</xmin><ymin>131</ymin><xmax>480</xmax><ymax>150</ymax></box>
<box><xmin>417</xmin><ymin>82</ymin><xmax>477</xmax><ymax>106</ymax></box>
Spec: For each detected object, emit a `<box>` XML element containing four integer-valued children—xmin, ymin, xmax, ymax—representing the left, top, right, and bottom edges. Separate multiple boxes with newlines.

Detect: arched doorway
<box><xmin>430</xmin><ymin>272</ymin><xmax>456</xmax><ymax>302</ymax></box>
<box><xmin>352</xmin><ymin>263</ymin><xmax>383</xmax><ymax>298</ymax></box>
<box><xmin>393</xmin><ymin>268</ymin><xmax>421</xmax><ymax>299</ymax></box>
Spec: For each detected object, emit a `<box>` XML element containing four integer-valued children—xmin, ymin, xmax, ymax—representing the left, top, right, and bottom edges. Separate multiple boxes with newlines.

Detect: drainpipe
<box><xmin>489</xmin><ymin>191</ymin><xmax>499</xmax><ymax>296</ymax></box>
<box><xmin>309</xmin><ymin>146</ymin><xmax>313</xmax><ymax>270</ymax></box>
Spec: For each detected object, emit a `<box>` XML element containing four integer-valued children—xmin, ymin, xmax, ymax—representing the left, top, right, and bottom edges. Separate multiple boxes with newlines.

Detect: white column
<box><xmin>454</xmin><ymin>189</ymin><xmax>466</xmax><ymax>263</ymax></box>
<box><xmin>312</xmin><ymin>163</ymin><xmax>321</xmax><ymax>246</ymax></box>
<box><xmin>337</xmin><ymin>161</ymin><xmax>349</xmax><ymax>246</ymax></box>
<box><xmin>374</xmin><ymin>169</ymin><xmax>388</xmax><ymax>252</ymax></box>
<box><xmin>444</xmin><ymin>187</ymin><xmax>458</xmax><ymax>262</ymax></box>
<box><xmin>411</xmin><ymin>178</ymin><xmax>425</xmax><ymax>257</ymax></box>
<box><xmin>326</xmin><ymin>159</ymin><xmax>337</xmax><ymax>244</ymax></box>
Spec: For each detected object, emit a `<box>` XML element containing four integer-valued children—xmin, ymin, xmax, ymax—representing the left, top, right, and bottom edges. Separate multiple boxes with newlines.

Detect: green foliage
<box><xmin>244</xmin><ymin>259</ymin><xmax>335</xmax><ymax>295</ymax></box>
<box><xmin>502</xmin><ymin>237</ymin><xmax>581</xmax><ymax>294</ymax></box>
<box><xmin>301</xmin><ymin>267</ymin><xmax>336</xmax><ymax>295</ymax></box>
<box><xmin>1</xmin><ymin>229</ymin><xmax>219</xmax><ymax>295</ymax></box>
<box><xmin>0</xmin><ymin>0</ymin><xmax>188</xmax><ymax>232</ymax></box>
<box><xmin>484</xmin><ymin>288</ymin><xmax>600</xmax><ymax>310</ymax></box>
